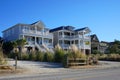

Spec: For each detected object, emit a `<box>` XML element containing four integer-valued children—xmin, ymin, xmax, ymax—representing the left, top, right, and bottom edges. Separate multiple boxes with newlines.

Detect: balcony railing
<box><xmin>59</xmin><ymin>35</ymin><xmax>90</xmax><ymax>40</ymax></box>
<box><xmin>22</xmin><ymin>29</ymin><xmax>53</xmax><ymax>37</ymax></box>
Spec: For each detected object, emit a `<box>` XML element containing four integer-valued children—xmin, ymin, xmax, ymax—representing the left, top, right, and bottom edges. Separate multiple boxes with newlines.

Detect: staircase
<box><xmin>42</xmin><ymin>44</ymin><xmax>50</xmax><ymax>51</ymax></box>
<box><xmin>35</xmin><ymin>43</ymin><xmax>54</xmax><ymax>52</ymax></box>
<box><xmin>35</xmin><ymin>43</ymin><xmax>46</xmax><ymax>52</ymax></box>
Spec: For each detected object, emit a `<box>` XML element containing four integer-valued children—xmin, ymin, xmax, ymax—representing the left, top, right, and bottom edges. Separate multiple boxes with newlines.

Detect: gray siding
<box><xmin>3</xmin><ymin>24</ymin><xmax>21</xmax><ymax>41</ymax></box>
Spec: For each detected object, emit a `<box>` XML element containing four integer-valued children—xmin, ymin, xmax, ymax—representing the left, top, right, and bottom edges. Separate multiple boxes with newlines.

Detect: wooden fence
<box><xmin>67</xmin><ymin>58</ymin><xmax>87</xmax><ymax>67</ymax></box>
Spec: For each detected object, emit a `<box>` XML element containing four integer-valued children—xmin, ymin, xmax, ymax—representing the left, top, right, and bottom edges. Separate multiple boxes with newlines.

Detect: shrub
<box><xmin>107</xmin><ymin>54</ymin><xmax>120</xmax><ymax>61</ymax></box>
<box><xmin>68</xmin><ymin>45</ymin><xmax>86</xmax><ymax>60</ymax></box>
<box><xmin>8</xmin><ymin>52</ymin><xmax>16</xmax><ymax>59</ymax></box>
<box><xmin>54</xmin><ymin>45</ymin><xmax>65</xmax><ymax>63</ymax></box>
<box><xmin>36</xmin><ymin>51</ymin><xmax>44</xmax><ymax>61</ymax></box>
<box><xmin>0</xmin><ymin>51</ymin><xmax>7</xmax><ymax>65</ymax></box>
<box><xmin>89</xmin><ymin>55</ymin><xmax>99</xmax><ymax>65</ymax></box>
<box><xmin>63</xmin><ymin>45</ymin><xmax>88</xmax><ymax>67</ymax></box>
<box><xmin>21</xmin><ymin>53</ymin><xmax>29</xmax><ymax>60</ymax></box>
<box><xmin>29</xmin><ymin>52</ymin><xmax>36</xmax><ymax>61</ymax></box>
<box><xmin>92</xmin><ymin>50</ymin><xmax>101</xmax><ymax>54</ymax></box>
<box><xmin>44</xmin><ymin>52</ymin><xmax>54</xmax><ymax>62</ymax></box>
<box><xmin>62</xmin><ymin>53</ymin><xmax>69</xmax><ymax>67</ymax></box>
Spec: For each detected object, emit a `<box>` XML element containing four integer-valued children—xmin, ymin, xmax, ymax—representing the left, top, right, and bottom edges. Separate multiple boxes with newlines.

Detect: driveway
<box><xmin>8</xmin><ymin>60</ymin><xmax>65</xmax><ymax>74</ymax></box>
<box><xmin>8</xmin><ymin>60</ymin><xmax>120</xmax><ymax>74</ymax></box>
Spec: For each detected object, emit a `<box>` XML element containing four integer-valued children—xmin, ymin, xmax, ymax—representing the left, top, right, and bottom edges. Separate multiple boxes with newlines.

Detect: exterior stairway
<box><xmin>35</xmin><ymin>43</ymin><xmax>46</xmax><ymax>52</ymax></box>
<box><xmin>35</xmin><ymin>43</ymin><xmax>54</xmax><ymax>53</ymax></box>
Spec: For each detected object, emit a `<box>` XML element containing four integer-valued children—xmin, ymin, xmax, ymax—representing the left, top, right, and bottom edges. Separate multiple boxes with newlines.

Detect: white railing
<box><xmin>59</xmin><ymin>35</ymin><xmax>89</xmax><ymax>39</ymax></box>
<box><xmin>60</xmin><ymin>44</ymin><xmax>70</xmax><ymax>49</ymax></box>
<box><xmin>22</xmin><ymin>29</ymin><xmax>53</xmax><ymax>37</ymax></box>
<box><xmin>44</xmin><ymin>43</ymin><xmax>53</xmax><ymax>48</ymax></box>
<box><xmin>84</xmin><ymin>36</ymin><xmax>90</xmax><ymax>39</ymax></box>
<box><xmin>28</xmin><ymin>41</ymin><xmax>35</xmax><ymax>45</ymax></box>
<box><xmin>22</xmin><ymin>29</ymin><xmax>42</xmax><ymax>35</ymax></box>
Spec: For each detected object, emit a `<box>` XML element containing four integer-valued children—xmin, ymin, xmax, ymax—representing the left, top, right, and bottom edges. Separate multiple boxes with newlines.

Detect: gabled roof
<box><xmin>2</xmin><ymin>20</ymin><xmax>46</xmax><ymax>32</ymax></box>
<box><xmin>75</xmin><ymin>27</ymin><xmax>87</xmax><ymax>31</ymax></box>
<box><xmin>91</xmin><ymin>34</ymin><xmax>99</xmax><ymax>42</ymax></box>
<box><xmin>75</xmin><ymin>27</ymin><xmax>91</xmax><ymax>32</ymax></box>
<box><xmin>50</xmin><ymin>26</ymin><xmax>75</xmax><ymax>32</ymax></box>
<box><xmin>31</xmin><ymin>20</ymin><xmax>46</xmax><ymax>29</ymax></box>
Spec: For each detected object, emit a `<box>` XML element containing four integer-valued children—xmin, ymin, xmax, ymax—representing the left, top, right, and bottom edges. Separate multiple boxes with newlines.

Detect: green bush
<box><xmin>54</xmin><ymin>49</ymin><xmax>64</xmax><ymax>63</ymax></box>
<box><xmin>21</xmin><ymin>53</ymin><xmax>29</xmax><ymax>60</ymax></box>
<box><xmin>8</xmin><ymin>52</ymin><xmax>16</xmax><ymax>59</ymax></box>
<box><xmin>44</xmin><ymin>52</ymin><xmax>54</xmax><ymax>62</ymax></box>
<box><xmin>107</xmin><ymin>54</ymin><xmax>120</xmax><ymax>61</ymax></box>
<box><xmin>95</xmin><ymin>53</ymin><xmax>120</xmax><ymax>61</ymax></box>
<box><xmin>92</xmin><ymin>50</ymin><xmax>101</xmax><ymax>54</ymax></box>
<box><xmin>29</xmin><ymin>52</ymin><xmax>36</xmax><ymax>61</ymax></box>
<box><xmin>36</xmin><ymin>51</ymin><xmax>44</xmax><ymax>61</ymax></box>
<box><xmin>62</xmin><ymin>53</ymin><xmax>68</xmax><ymax>67</ymax></box>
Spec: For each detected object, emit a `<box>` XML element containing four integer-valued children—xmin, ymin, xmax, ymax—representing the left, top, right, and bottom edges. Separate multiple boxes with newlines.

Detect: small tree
<box><xmin>12</xmin><ymin>41</ymin><xmax>18</xmax><ymax>53</ymax></box>
<box><xmin>3</xmin><ymin>41</ymin><xmax>14</xmax><ymax>54</ymax></box>
<box><xmin>16</xmin><ymin>39</ymin><xmax>27</xmax><ymax>59</ymax></box>
<box><xmin>16</xmin><ymin>39</ymin><xmax>27</xmax><ymax>53</ymax></box>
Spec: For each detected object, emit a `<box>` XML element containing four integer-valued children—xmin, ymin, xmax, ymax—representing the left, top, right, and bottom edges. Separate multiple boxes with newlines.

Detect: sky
<box><xmin>0</xmin><ymin>0</ymin><xmax>120</xmax><ymax>42</ymax></box>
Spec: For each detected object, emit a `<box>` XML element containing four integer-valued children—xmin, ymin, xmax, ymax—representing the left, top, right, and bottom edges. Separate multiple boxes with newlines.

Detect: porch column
<box><xmin>70</xmin><ymin>32</ymin><xmax>72</xmax><ymax>45</ymax></box>
<box><xmin>29</xmin><ymin>26</ymin><xmax>30</xmax><ymax>32</ymax></box>
<box><xmin>82</xmin><ymin>31</ymin><xmax>85</xmax><ymax>54</ymax></box>
<box><xmin>70</xmin><ymin>40</ymin><xmax>72</xmax><ymax>45</ymax></box>
<box><xmin>62</xmin><ymin>31</ymin><xmax>64</xmax><ymax>38</ymax></box>
<box><xmin>52</xmin><ymin>37</ymin><xmax>53</xmax><ymax>47</ymax></box>
<box><xmin>22</xmin><ymin>35</ymin><xmax>25</xmax><ymax>39</ymax></box>
<box><xmin>42</xmin><ymin>37</ymin><xmax>44</xmax><ymax>45</ymax></box>
<box><xmin>62</xmin><ymin>40</ymin><xmax>64</xmax><ymax>49</ymax></box>
<box><xmin>42</xmin><ymin>28</ymin><xmax>44</xmax><ymax>35</ymax></box>
<box><xmin>78</xmin><ymin>40</ymin><xmax>80</xmax><ymax>49</ymax></box>
<box><xmin>74</xmin><ymin>40</ymin><xmax>75</xmax><ymax>44</ymax></box>
<box><xmin>35</xmin><ymin>36</ymin><xmax>36</xmax><ymax>44</ymax></box>
<box><xmin>35</xmin><ymin>26</ymin><xmax>37</xmax><ymax>33</ymax></box>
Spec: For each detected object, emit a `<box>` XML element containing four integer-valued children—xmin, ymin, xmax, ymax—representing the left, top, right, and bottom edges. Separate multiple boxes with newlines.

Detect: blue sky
<box><xmin>0</xmin><ymin>0</ymin><xmax>120</xmax><ymax>42</ymax></box>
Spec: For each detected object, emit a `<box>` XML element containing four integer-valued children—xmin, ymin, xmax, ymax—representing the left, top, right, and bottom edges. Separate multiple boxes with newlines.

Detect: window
<box><xmin>59</xmin><ymin>40</ymin><xmax>62</xmax><ymax>44</ymax></box>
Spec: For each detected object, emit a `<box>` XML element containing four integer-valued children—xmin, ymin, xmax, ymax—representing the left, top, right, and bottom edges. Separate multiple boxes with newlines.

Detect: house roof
<box><xmin>50</xmin><ymin>26</ymin><xmax>75</xmax><ymax>32</ymax></box>
<box><xmin>31</xmin><ymin>20</ymin><xmax>46</xmax><ymax>29</ymax></box>
<box><xmin>2</xmin><ymin>20</ymin><xmax>46</xmax><ymax>32</ymax></box>
<box><xmin>75</xmin><ymin>27</ymin><xmax>91</xmax><ymax>32</ymax></box>
<box><xmin>50</xmin><ymin>26</ymin><xmax>91</xmax><ymax>34</ymax></box>
<box><xmin>91</xmin><ymin>34</ymin><xmax>99</xmax><ymax>42</ymax></box>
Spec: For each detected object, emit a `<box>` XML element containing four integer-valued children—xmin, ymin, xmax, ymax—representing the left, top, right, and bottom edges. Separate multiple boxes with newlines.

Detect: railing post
<box><xmin>15</xmin><ymin>56</ymin><xmax>17</xmax><ymax>70</ymax></box>
<box><xmin>67</xmin><ymin>57</ymin><xmax>69</xmax><ymax>67</ymax></box>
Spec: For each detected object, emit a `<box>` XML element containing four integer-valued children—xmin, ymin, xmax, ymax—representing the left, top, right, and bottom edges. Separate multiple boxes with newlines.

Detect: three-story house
<box><xmin>2</xmin><ymin>21</ymin><xmax>53</xmax><ymax>52</ymax></box>
<box><xmin>50</xmin><ymin>26</ymin><xmax>91</xmax><ymax>54</ymax></box>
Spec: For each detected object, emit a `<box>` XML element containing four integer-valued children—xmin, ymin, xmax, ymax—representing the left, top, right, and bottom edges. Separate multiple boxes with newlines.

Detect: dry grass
<box><xmin>0</xmin><ymin>65</ymin><xmax>25</xmax><ymax>76</ymax></box>
<box><xmin>69</xmin><ymin>65</ymin><xmax>97</xmax><ymax>69</ymax></box>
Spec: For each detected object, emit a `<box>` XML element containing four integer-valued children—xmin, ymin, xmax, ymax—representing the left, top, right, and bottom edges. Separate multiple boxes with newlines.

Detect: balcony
<box><xmin>22</xmin><ymin>29</ymin><xmax>53</xmax><ymax>38</ymax></box>
<box><xmin>59</xmin><ymin>35</ymin><xmax>74</xmax><ymax>39</ymax></box>
<box><xmin>60</xmin><ymin>44</ymin><xmax>70</xmax><ymax>49</ymax></box>
<box><xmin>59</xmin><ymin>34</ymin><xmax>90</xmax><ymax>40</ymax></box>
<box><xmin>44</xmin><ymin>43</ymin><xmax>53</xmax><ymax>48</ymax></box>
